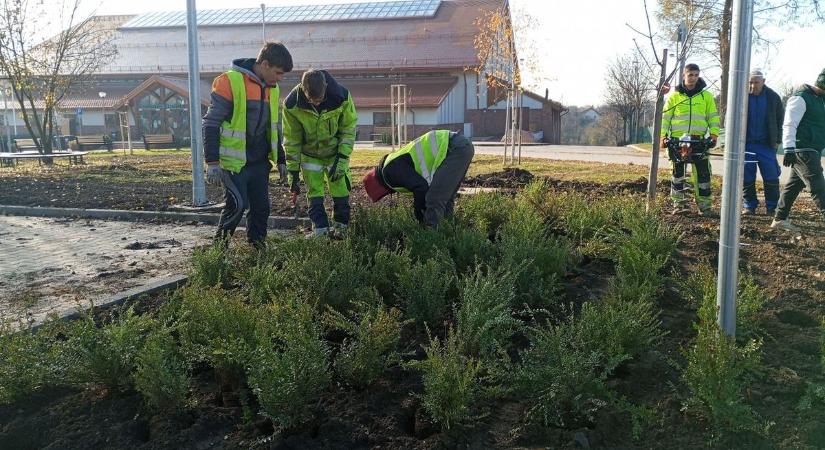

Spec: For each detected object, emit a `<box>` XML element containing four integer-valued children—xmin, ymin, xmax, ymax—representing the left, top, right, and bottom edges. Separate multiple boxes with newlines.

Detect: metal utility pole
<box><xmin>646</xmin><ymin>49</ymin><xmax>669</xmax><ymax>207</ymax></box>
<box><xmin>516</xmin><ymin>86</ymin><xmax>523</xmax><ymax>164</ymax></box>
<box><xmin>676</xmin><ymin>22</ymin><xmax>687</xmax><ymax>85</ymax></box>
<box><xmin>186</xmin><ymin>0</ymin><xmax>207</xmax><ymax>206</ymax></box>
<box><xmin>716</xmin><ymin>0</ymin><xmax>754</xmax><ymax>337</ymax></box>
<box><xmin>261</xmin><ymin>4</ymin><xmax>266</xmax><ymax>43</ymax></box>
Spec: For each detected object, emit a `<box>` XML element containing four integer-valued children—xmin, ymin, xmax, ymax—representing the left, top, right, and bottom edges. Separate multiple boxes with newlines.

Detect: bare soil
<box><xmin>2</xmin><ymin>168</ymin><xmax>824</xmax><ymax>449</ymax></box>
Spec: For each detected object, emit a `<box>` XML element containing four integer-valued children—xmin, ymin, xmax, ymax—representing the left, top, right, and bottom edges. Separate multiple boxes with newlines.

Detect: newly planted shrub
<box><xmin>190</xmin><ymin>243</ymin><xmax>229</xmax><ymax>288</ymax></box>
<box><xmin>325</xmin><ymin>290</ymin><xmax>404</xmax><ymax>386</ymax></box>
<box><xmin>682</xmin><ymin>321</ymin><xmax>762</xmax><ymax>436</ymax></box>
<box><xmin>0</xmin><ymin>320</ymin><xmax>64</xmax><ymax>404</ymax></box>
<box><xmin>65</xmin><ymin>307</ymin><xmax>151</xmax><ymax>389</ymax></box>
<box><xmin>736</xmin><ymin>272</ymin><xmax>767</xmax><ymax>338</ymax></box>
<box><xmin>440</xmin><ymin>223</ymin><xmax>497</xmax><ymax>275</ymax></box>
<box><xmin>134</xmin><ymin>327</ymin><xmax>190</xmax><ymax>413</ymax></box>
<box><xmin>513</xmin><ymin>299</ymin><xmax>659</xmax><ymax>427</ymax></box>
<box><xmin>348</xmin><ymin>204</ymin><xmax>418</xmax><ymax>253</ymax></box>
<box><xmin>608</xmin><ymin>240</ymin><xmax>666</xmax><ymax>303</ymax></box>
<box><xmin>365</xmin><ymin>246</ymin><xmax>413</xmax><ymax>302</ymax></box>
<box><xmin>178</xmin><ymin>286</ymin><xmax>259</xmax><ymax>377</ymax></box>
<box><xmin>560</xmin><ymin>192</ymin><xmax>613</xmax><ymax>246</ymax></box>
<box><xmin>248</xmin><ymin>300</ymin><xmax>330</xmax><ymax>429</ymax></box>
<box><xmin>455</xmin><ymin>191</ymin><xmax>511</xmax><ymax>238</ymax></box>
<box><xmin>455</xmin><ymin>265</ymin><xmax>521</xmax><ymax>358</ymax></box>
<box><xmin>397</xmin><ymin>252</ymin><xmax>455</xmax><ymax>330</ymax></box>
<box><xmin>408</xmin><ymin>329</ymin><xmax>481</xmax><ymax>430</ymax></box>
<box><xmin>499</xmin><ymin>204</ymin><xmax>572</xmax><ymax>306</ymax></box>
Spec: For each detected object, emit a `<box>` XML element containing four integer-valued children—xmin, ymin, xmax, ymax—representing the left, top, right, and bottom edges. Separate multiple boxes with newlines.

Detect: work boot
<box><xmin>742</xmin><ymin>207</ymin><xmax>756</xmax><ymax>216</ymax></box>
<box><xmin>770</xmin><ymin>219</ymin><xmax>800</xmax><ymax>233</ymax></box>
<box><xmin>306</xmin><ymin>227</ymin><xmax>330</xmax><ymax>239</ymax></box>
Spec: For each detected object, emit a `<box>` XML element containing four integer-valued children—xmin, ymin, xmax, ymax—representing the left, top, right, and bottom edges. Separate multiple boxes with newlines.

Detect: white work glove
<box><xmin>206</xmin><ymin>163</ymin><xmax>222</xmax><ymax>185</ymax></box>
<box><xmin>277</xmin><ymin>163</ymin><xmax>288</xmax><ymax>184</ymax></box>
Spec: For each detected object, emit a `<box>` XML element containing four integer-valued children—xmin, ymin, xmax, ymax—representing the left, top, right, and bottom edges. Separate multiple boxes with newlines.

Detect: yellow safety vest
<box><xmin>219</xmin><ymin>70</ymin><xmax>280</xmax><ymax>173</ymax></box>
<box><xmin>382</xmin><ymin>130</ymin><xmax>451</xmax><ymax>193</ymax></box>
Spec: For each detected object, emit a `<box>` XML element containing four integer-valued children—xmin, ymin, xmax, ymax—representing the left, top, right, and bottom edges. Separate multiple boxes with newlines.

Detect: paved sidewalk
<box><xmin>0</xmin><ymin>216</ymin><xmax>214</xmax><ymax>325</ymax></box>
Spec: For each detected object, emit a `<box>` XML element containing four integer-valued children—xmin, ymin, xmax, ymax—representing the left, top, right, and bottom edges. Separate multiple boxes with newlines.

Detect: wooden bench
<box><xmin>0</xmin><ymin>151</ymin><xmax>88</xmax><ymax>167</ymax></box>
<box><xmin>12</xmin><ymin>138</ymin><xmax>40</xmax><ymax>153</ymax></box>
<box><xmin>72</xmin><ymin>135</ymin><xmax>113</xmax><ymax>152</ymax></box>
<box><xmin>142</xmin><ymin>134</ymin><xmax>180</xmax><ymax>151</ymax></box>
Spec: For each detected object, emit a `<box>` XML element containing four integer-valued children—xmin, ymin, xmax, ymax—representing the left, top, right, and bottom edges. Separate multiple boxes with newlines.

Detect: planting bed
<box><xmin>2</xmin><ymin>169</ymin><xmax>825</xmax><ymax>450</ymax></box>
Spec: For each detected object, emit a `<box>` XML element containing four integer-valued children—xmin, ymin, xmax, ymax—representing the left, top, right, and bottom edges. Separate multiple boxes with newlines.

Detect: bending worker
<box><xmin>283</xmin><ymin>69</ymin><xmax>357</xmax><ymax>237</ymax></box>
<box><xmin>362</xmin><ymin>130</ymin><xmax>474</xmax><ymax>228</ymax></box>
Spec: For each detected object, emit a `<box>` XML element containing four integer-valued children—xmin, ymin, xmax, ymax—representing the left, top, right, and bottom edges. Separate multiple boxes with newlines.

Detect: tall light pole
<box><xmin>261</xmin><ymin>4</ymin><xmax>266</xmax><ymax>43</ymax></box>
<box><xmin>716</xmin><ymin>0</ymin><xmax>754</xmax><ymax>337</ymax></box>
<box><xmin>187</xmin><ymin>0</ymin><xmax>207</xmax><ymax>206</ymax></box>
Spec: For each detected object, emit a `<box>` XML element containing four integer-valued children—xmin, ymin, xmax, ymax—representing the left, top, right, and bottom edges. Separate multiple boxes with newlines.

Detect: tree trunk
<box><xmin>718</xmin><ymin>0</ymin><xmax>734</xmax><ymax>126</ymax></box>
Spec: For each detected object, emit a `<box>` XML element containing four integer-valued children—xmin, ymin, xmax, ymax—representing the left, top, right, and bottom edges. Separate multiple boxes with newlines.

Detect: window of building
<box><xmin>373</xmin><ymin>112</ymin><xmax>391</xmax><ymax>126</ymax></box>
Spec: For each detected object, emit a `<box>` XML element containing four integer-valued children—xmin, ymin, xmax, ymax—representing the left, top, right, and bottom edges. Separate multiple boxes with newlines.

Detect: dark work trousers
<box><xmin>216</xmin><ymin>162</ymin><xmax>271</xmax><ymax>244</ymax></box>
<box><xmin>743</xmin><ymin>143</ymin><xmax>781</xmax><ymax>211</ymax></box>
<box><xmin>424</xmin><ymin>134</ymin><xmax>475</xmax><ymax>228</ymax></box>
<box><xmin>775</xmin><ymin>149</ymin><xmax>825</xmax><ymax>220</ymax></box>
<box><xmin>670</xmin><ymin>157</ymin><xmax>712</xmax><ymax>210</ymax></box>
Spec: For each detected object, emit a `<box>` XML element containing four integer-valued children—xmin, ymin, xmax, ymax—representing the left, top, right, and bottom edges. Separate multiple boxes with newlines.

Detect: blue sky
<box><xmin>79</xmin><ymin>0</ymin><xmax>825</xmax><ymax>106</ymax></box>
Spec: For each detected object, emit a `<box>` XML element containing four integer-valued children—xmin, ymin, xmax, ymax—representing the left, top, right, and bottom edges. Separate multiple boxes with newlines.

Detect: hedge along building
<box><xmin>0</xmin><ymin>0</ymin><xmax>563</xmax><ymax>145</ymax></box>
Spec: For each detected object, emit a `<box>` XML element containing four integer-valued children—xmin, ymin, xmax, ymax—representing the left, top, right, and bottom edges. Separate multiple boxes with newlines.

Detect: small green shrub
<box><xmin>248</xmin><ymin>300</ymin><xmax>330</xmax><ymax>429</ymax></box>
<box><xmin>271</xmin><ymin>239</ymin><xmax>370</xmax><ymax>312</ymax></box>
<box><xmin>608</xmin><ymin>240</ymin><xmax>666</xmax><ymax>303</ymax></box>
<box><xmin>0</xmin><ymin>320</ymin><xmax>64</xmax><ymax>404</ymax></box>
<box><xmin>682</xmin><ymin>320</ymin><xmax>762</xmax><ymax>436</ymax></box>
<box><xmin>560</xmin><ymin>192</ymin><xmax>613</xmax><ymax>246</ymax></box>
<box><xmin>134</xmin><ymin>327</ymin><xmax>190</xmax><ymax>413</ymax></box>
<box><xmin>620</xmin><ymin>207</ymin><xmax>680</xmax><ymax>263</ymax></box>
<box><xmin>348</xmin><ymin>204</ymin><xmax>418</xmax><ymax>254</ymax></box>
<box><xmin>408</xmin><ymin>329</ymin><xmax>481</xmax><ymax>430</ymax></box>
<box><xmin>178</xmin><ymin>286</ymin><xmax>259</xmax><ymax>377</ymax></box>
<box><xmin>736</xmin><ymin>272</ymin><xmax>767</xmax><ymax>338</ymax></box>
<box><xmin>455</xmin><ymin>191</ymin><xmax>511</xmax><ymax>238</ymax></box>
<box><xmin>440</xmin><ymin>222</ymin><xmax>497</xmax><ymax>275</ymax></box>
<box><xmin>514</xmin><ymin>179</ymin><xmax>564</xmax><ymax>224</ymax></box>
<box><xmin>325</xmin><ymin>291</ymin><xmax>404</xmax><ymax>387</ymax></box>
<box><xmin>65</xmin><ymin>307</ymin><xmax>151</xmax><ymax>389</ymax></box>
<box><xmin>455</xmin><ymin>265</ymin><xmax>521</xmax><ymax>358</ymax></box>
<box><xmin>365</xmin><ymin>246</ymin><xmax>413</xmax><ymax>302</ymax></box>
<box><xmin>397</xmin><ymin>253</ymin><xmax>455</xmax><ymax>330</ymax></box>
<box><xmin>190</xmin><ymin>243</ymin><xmax>229</xmax><ymax>287</ymax></box>
<box><xmin>499</xmin><ymin>204</ymin><xmax>571</xmax><ymax>306</ymax></box>
<box><xmin>513</xmin><ymin>299</ymin><xmax>660</xmax><ymax>428</ymax></box>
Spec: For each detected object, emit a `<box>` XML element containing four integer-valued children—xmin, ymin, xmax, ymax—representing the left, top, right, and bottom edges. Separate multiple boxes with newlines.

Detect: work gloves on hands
<box><xmin>709</xmin><ymin>134</ymin><xmax>718</xmax><ymax>148</ymax></box>
<box><xmin>277</xmin><ymin>163</ymin><xmax>288</xmax><ymax>184</ymax></box>
<box><xmin>329</xmin><ymin>155</ymin><xmax>349</xmax><ymax>182</ymax></box>
<box><xmin>289</xmin><ymin>171</ymin><xmax>301</xmax><ymax>194</ymax></box>
<box><xmin>206</xmin><ymin>163</ymin><xmax>222</xmax><ymax>185</ymax></box>
<box><xmin>783</xmin><ymin>149</ymin><xmax>797</xmax><ymax>167</ymax></box>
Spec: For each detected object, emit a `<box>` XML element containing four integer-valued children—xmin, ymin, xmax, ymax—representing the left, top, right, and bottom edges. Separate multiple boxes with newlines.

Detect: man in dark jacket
<box><xmin>771</xmin><ymin>68</ymin><xmax>825</xmax><ymax>233</ymax></box>
<box><xmin>742</xmin><ymin>69</ymin><xmax>784</xmax><ymax>216</ymax></box>
<box><xmin>202</xmin><ymin>42</ymin><xmax>293</xmax><ymax>247</ymax></box>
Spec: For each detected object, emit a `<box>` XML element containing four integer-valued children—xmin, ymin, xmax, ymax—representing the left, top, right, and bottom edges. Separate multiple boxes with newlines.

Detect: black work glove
<box><xmin>289</xmin><ymin>171</ymin><xmax>300</xmax><ymax>194</ymax></box>
<box><xmin>783</xmin><ymin>149</ymin><xmax>797</xmax><ymax>168</ymax></box>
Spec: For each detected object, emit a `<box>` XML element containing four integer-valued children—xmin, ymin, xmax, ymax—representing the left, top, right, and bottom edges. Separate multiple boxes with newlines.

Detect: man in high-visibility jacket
<box><xmin>283</xmin><ymin>69</ymin><xmax>357</xmax><ymax>236</ymax></box>
<box><xmin>203</xmin><ymin>42</ymin><xmax>293</xmax><ymax>247</ymax></box>
<box><xmin>660</xmin><ymin>63</ymin><xmax>721</xmax><ymax>216</ymax></box>
<box><xmin>362</xmin><ymin>130</ymin><xmax>474</xmax><ymax>228</ymax></box>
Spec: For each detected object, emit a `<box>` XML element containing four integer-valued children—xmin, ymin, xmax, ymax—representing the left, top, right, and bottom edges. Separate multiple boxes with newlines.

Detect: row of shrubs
<box><xmin>0</xmin><ymin>182</ymin><xmax>682</xmax><ymax>440</ymax></box>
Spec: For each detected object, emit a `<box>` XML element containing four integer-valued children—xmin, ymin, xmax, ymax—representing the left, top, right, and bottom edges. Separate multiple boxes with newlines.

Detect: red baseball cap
<box><xmin>363</xmin><ymin>168</ymin><xmax>391</xmax><ymax>202</ymax></box>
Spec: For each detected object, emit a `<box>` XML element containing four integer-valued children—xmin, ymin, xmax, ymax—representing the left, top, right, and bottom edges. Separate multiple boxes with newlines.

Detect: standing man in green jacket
<box><xmin>203</xmin><ymin>42</ymin><xmax>293</xmax><ymax>248</ymax></box>
<box><xmin>660</xmin><ymin>63</ymin><xmax>721</xmax><ymax>216</ymax></box>
<box><xmin>283</xmin><ymin>69</ymin><xmax>357</xmax><ymax>237</ymax></box>
<box><xmin>770</xmin><ymin>68</ymin><xmax>825</xmax><ymax>233</ymax></box>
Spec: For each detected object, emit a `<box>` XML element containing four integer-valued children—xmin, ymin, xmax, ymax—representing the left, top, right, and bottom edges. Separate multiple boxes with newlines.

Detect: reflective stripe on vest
<box><xmin>382</xmin><ymin>130</ymin><xmax>451</xmax><ymax>192</ymax></box>
<box><xmin>219</xmin><ymin>70</ymin><xmax>279</xmax><ymax>173</ymax></box>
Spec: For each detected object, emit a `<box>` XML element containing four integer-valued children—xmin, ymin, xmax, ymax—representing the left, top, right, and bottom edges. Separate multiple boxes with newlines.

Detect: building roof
<box><xmin>121</xmin><ymin>1</ymin><xmax>442</xmax><ymax>28</ymax></box>
<box><xmin>100</xmin><ymin>0</ymin><xmax>504</xmax><ymax>74</ymax></box>
<box><xmin>118</xmin><ymin>75</ymin><xmax>212</xmax><ymax>107</ymax></box>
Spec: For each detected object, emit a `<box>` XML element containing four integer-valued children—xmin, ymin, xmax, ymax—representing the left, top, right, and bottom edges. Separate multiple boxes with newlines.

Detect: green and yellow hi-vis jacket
<box><xmin>661</xmin><ymin>78</ymin><xmax>721</xmax><ymax>139</ymax></box>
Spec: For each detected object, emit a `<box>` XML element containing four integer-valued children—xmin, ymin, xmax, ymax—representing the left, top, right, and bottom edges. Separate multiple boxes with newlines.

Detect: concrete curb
<box><xmin>32</xmin><ymin>274</ymin><xmax>189</xmax><ymax>331</ymax></box>
<box><xmin>0</xmin><ymin>204</ymin><xmax>311</xmax><ymax>229</ymax></box>
<box><xmin>627</xmin><ymin>144</ymin><xmax>651</xmax><ymax>153</ymax></box>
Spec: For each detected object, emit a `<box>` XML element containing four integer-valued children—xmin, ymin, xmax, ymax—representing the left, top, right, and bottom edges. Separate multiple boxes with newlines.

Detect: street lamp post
<box><xmin>261</xmin><ymin>4</ymin><xmax>266</xmax><ymax>43</ymax></box>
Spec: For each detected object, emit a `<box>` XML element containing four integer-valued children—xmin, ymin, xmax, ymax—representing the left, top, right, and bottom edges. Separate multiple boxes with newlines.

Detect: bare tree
<box><xmin>0</xmin><ymin>0</ymin><xmax>116</xmax><ymax>156</ymax></box>
<box><xmin>604</xmin><ymin>53</ymin><xmax>654</xmax><ymax>145</ymax></box>
<box><xmin>657</xmin><ymin>0</ymin><xmax>824</xmax><ymax>123</ymax></box>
